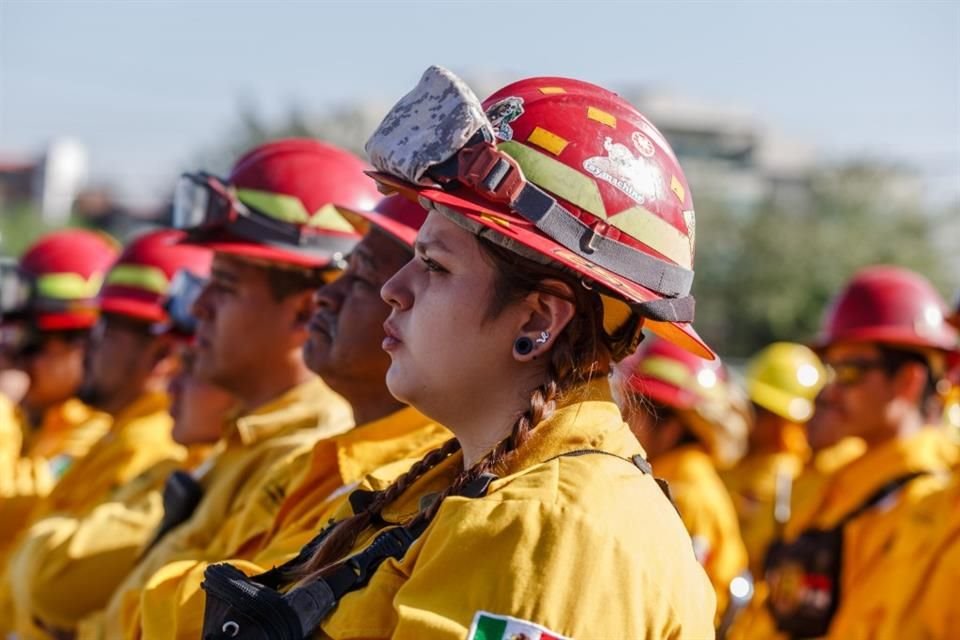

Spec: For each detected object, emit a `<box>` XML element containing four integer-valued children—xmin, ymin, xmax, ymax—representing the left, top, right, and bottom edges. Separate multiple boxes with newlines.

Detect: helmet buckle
<box><xmin>457</xmin><ymin>143</ymin><xmax>525</xmax><ymax>205</ymax></box>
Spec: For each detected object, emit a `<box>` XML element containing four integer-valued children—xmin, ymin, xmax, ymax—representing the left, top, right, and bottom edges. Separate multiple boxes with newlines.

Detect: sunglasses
<box><xmin>823</xmin><ymin>359</ymin><xmax>890</xmax><ymax>386</ymax></box>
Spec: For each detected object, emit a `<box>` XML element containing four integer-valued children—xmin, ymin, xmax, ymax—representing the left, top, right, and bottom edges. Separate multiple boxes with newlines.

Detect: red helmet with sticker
<box><xmin>177</xmin><ymin>139</ymin><xmax>379</xmax><ymax>268</ymax></box>
<box><xmin>6</xmin><ymin>229</ymin><xmax>119</xmax><ymax>331</ymax></box>
<box><xmin>619</xmin><ymin>336</ymin><xmax>749</xmax><ymax>466</ymax></box>
<box><xmin>369</xmin><ymin>70</ymin><xmax>707</xmax><ymax>358</ymax></box>
<box><xmin>99</xmin><ymin>229</ymin><xmax>212</xmax><ymax>324</ymax></box>
<box><xmin>814</xmin><ymin>266</ymin><xmax>958</xmax><ymax>355</ymax></box>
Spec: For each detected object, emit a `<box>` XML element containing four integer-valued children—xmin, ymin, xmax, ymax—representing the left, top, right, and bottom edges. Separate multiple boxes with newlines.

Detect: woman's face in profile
<box><xmin>380</xmin><ymin>211</ymin><xmax>529</xmax><ymax>420</ymax></box>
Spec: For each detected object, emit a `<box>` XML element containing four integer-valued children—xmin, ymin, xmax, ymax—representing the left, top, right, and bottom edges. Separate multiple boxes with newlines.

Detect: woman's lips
<box><xmin>382</xmin><ymin>320</ymin><xmax>402</xmax><ymax>352</ymax></box>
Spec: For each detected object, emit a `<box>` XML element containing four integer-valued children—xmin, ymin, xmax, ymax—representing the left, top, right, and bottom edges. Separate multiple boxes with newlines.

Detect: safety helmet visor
<box><xmin>173</xmin><ymin>172</ymin><xmax>357</xmax><ymax>259</ymax></box>
<box><xmin>151</xmin><ymin>268</ymin><xmax>206</xmax><ymax>337</ymax></box>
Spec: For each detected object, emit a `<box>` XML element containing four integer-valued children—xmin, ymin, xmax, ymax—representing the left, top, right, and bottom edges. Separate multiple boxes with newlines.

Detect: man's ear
<box><xmin>893</xmin><ymin>361</ymin><xmax>928</xmax><ymax>406</ymax></box>
<box><xmin>290</xmin><ymin>289</ymin><xmax>318</xmax><ymax>330</ymax></box>
<box><xmin>148</xmin><ymin>335</ymin><xmax>180</xmax><ymax>381</ymax></box>
<box><xmin>513</xmin><ymin>279</ymin><xmax>576</xmax><ymax>363</ymax></box>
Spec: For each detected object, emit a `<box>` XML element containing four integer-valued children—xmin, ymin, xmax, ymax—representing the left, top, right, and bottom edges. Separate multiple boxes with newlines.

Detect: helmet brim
<box><xmin>179</xmin><ymin>229</ymin><xmax>346</xmax><ymax>269</ymax></box>
<box><xmin>99</xmin><ymin>296</ymin><xmax>166</xmax><ymax>324</ymax></box>
<box><xmin>338</xmin><ymin>206</ymin><xmax>418</xmax><ymax>248</ymax></box>
<box><xmin>370</xmin><ymin>172</ymin><xmax>715</xmax><ymax>360</ymax></box>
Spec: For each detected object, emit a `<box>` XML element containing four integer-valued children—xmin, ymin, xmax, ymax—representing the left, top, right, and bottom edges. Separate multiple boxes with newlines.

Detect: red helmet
<box><xmin>619</xmin><ymin>337</ymin><xmax>749</xmax><ymax>466</ymax></box>
<box><xmin>178</xmin><ymin>139</ymin><xmax>379</xmax><ymax>268</ymax></box>
<box><xmin>341</xmin><ymin>195</ymin><xmax>428</xmax><ymax>247</ymax></box>
<box><xmin>99</xmin><ymin>229</ymin><xmax>212</xmax><ymax>323</ymax></box>
<box><xmin>814</xmin><ymin>266</ymin><xmax>958</xmax><ymax>355</ymax></box>
<box><xmin>7</xmin><ymin>229</ymin><xmax>119</xmax><ymax>331</ymax></box>
<box><xmin>367</xmin><ymin>69</ymin><xmax>709</xmax><ymax>358</ymax></box>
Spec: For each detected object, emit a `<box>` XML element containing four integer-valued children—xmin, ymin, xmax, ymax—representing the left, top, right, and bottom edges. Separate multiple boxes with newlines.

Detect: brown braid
<box><xmin>289</xmin><ymin>236</ymin><xmax>625</xmax><ymax>588</ymax></box>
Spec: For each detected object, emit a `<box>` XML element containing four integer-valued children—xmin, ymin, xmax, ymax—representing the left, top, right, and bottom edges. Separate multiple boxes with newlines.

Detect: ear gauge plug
<box><xmin>514</xmin><ymin>336</ymin><xmax>534</xmax><ymax>356</ymax></box>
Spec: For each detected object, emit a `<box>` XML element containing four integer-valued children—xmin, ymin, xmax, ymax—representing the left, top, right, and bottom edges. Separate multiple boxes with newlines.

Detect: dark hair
<box><xmin>289</xmin><ymin>235</ymin><xmax>643</xmax><ymax>586</ymax></box>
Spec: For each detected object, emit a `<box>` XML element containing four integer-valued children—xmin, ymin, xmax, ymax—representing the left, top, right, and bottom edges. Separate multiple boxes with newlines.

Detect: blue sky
<box><xmin>1</xmin><ymin>0</ymin><xmax>957</xmax><ymax>207</ymax></box>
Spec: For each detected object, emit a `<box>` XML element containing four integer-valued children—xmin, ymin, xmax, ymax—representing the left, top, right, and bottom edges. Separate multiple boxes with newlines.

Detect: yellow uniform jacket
<box><xmin>653</xmin><ymin>443</ymin><xmax>749</xmax><ymax>621</ymax></box>
<box><xmin>0</xmin><ymin>392</ymin><xmax>179</xmax><ymax>637</ymax></box>
<box><xmin>136</xmin><ymin>406</ymin><xmax>450</xmax><ymax>640</ymax></box>
<box><xmin>721</xmin><ymin>450</ymin><xmax>805</xmax><ymax>577</ymax></box>
<box><xmin>80</xmin><ymin>377</ymin><xmax>353</xmax><ymax>640</ymax></box>
<box><xmin>299</xmin><ymin>382</ymin><xmax>714</xmax><ymax>639</ymax></box>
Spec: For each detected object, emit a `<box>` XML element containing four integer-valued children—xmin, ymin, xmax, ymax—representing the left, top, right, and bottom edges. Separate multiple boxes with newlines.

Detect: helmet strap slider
<box><xmin>584</xmin><ymin>222</ymin><xmax>609</xmax><ymax>254</ymax></box>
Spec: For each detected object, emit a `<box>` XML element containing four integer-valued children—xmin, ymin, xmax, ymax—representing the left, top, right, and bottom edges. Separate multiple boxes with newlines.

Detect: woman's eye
<box><xmin>420</xmin><ymin>256</ymin><xmax>447</xmax><ymax>273</ymax></box>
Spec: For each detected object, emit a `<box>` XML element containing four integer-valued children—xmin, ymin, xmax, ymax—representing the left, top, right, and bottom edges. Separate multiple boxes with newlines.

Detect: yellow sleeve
<box><xmin>6</xmin><ymin>466</ymin><xmax>169</xmax><ymax>632</ymax></box>
<box><xmin>101</xmin><ymin>440</ymin><xmax>319</xmax><ymax>640</ymax></box>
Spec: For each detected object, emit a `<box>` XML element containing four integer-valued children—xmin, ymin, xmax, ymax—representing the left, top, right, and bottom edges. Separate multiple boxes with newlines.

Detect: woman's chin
<box><xmin>385</xmin><ymin>364</ymin><xmax>415</xmax><ymax>405</ymax></box>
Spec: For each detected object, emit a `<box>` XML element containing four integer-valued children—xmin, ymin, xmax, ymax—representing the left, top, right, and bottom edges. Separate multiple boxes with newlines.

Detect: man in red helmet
<box><xmin>762</xmin><ymin>265</ymin><xmax>958</xmax><ymax>640</ymax></box>
<box><xmin>0</xmin><ymin>229</ymin><xmax>214</xmax><ymax>637</ymax></box>
<box><xmin>0</xmin><ymin>230</ymin><xmax>117</xmax><ymax>557</ymax></box>
<box><xmin>132</xmin><ymin>196</ymin><xmax>453</xmax><ymax>639</ymax></box>
<box><xmin>75</xmin><ymin>139</ymin><xmax>381</xmax><ymax>639</ymax></box>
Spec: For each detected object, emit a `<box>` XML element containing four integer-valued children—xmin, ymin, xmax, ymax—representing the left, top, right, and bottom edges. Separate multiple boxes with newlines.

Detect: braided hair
<box><xmin>290</xmin><ymin>236</ymin><xmax>643</xmax><ymax>586</ymax></box>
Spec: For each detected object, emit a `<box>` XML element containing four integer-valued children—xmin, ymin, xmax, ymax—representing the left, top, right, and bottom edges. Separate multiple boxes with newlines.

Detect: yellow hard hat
<box><xmin>745</xmin><ymin>342</ymin><xmax>826</xmax><ymax>422</ymax></box>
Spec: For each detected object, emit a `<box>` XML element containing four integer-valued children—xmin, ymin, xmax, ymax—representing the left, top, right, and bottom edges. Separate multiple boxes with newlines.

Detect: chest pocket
<box><xmin>763</xmin><ymin>472</ymin><xmax>926</xmax><ymax>638</ymax></box>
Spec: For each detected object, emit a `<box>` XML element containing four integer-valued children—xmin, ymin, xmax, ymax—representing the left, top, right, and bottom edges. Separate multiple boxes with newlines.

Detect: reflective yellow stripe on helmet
<box><xmin>235</xmin><ymin>189</ymin><xmax>355</xmax><ymax>233</ymax></box>
<box><xmin>35</xmin><ymin>272</ymin><xmax>104</xmax><ymax>300</ymax></box>
<box><xmin>104</xmin><ymin>264</ymin><xmax>169</xmax><ymax>294</ymax></box>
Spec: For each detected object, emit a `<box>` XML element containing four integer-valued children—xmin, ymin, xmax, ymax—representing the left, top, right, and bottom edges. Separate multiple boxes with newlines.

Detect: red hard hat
<box><xmin>18</xmin><ymin>229</ymin><xmax>119</xmax><ymax>331</ymax></box>
<box><xmin>618</xmin><ymin>336</ymin><xmax>749</xmax><ymax>466</ymax></box>
<box><xmin>814</xmin><ymin>266</ymin><xmax>958</xmax><ymax>354</ymax></box>
<box><xmin>620</xmin><ymin>337</ymin><xmax>727</xmax><ymax>411</ymax></box>
<box><xmin>372</xmin><ymin>74</ymin><xmax>709</xmax><ymax>358</ymax></box>
<box><xmin>341</xmin><ymin>195</ymin><xmax>428</xmax><ymax>247</ymax></box>
<box><xmin>189</xmin><ymin>139</ymin><xmax>379</xmax><ymax>268</ymax></box>
<box><xmin>99</xmin><ymin>229</ymin><xmax>212</xmax><ymax>323</ymax></box>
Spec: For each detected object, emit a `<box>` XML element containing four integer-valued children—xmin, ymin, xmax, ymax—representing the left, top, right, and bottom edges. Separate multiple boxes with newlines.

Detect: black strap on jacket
<box><xmin>763</xmin><ymin>471</ymin><xmax>930</xmax><ymax>638</ymax></box>
<box><xmin>201</xmin><ymin>473</ymin><xmax>497</xmax><ymax>640</ymax></box>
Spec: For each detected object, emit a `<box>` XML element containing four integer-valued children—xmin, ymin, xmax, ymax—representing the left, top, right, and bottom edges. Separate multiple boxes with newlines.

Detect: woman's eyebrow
<box><xmin>414</xmin><ymin>237</ymin><xmax>452</xmax><ymax>255</ymax></box>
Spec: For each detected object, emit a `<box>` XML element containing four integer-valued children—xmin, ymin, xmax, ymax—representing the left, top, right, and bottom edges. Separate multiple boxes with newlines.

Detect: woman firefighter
<box><xmin>201</xmin><ymin>66</ymin><xmax>716</xmax><ymax>639</ymax></box>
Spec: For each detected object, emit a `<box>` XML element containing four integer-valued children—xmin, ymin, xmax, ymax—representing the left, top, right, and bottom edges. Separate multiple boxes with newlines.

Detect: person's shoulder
<box><xmin>458</xmin><ymin>451</ymin><xmax>689</xmax><ymax>542</ymax></box>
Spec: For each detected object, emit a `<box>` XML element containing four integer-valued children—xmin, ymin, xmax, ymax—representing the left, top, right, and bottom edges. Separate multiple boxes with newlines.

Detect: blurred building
<box><xmin>0</xmin><ymin>139</ymin><xmax>89</xmax><ymax>224</ymax></box>
<box><xmin>623</xmin><ymin>90</ymin><xmax>817</xmax><ymax>212</ymax></box>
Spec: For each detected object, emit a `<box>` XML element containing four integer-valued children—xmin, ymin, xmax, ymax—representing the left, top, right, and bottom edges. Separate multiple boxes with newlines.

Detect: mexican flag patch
<box><xmin>468</xmin><ymin>611</ymin><xmax>571</xmax><ymax>640</ymax></box>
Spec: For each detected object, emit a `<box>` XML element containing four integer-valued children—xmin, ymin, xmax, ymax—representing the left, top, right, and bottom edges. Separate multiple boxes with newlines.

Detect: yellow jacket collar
<box><xmin>815</xmin><ymin>427</ymin><xmax>955</xmax><ymax>526</ymax></box>
<box><xmin>111</xmin><ymin>391</ymin><xmax>170</xmax><ymax>433</ymax></box>
<box><xmin>332</xmin><ymin>405</ymin><xmax>447</xmax><ymax>483</ymax></box>
<box><xmin>226</xmin><ymin>377</ymin><xmax>342</xmax><ymax>447</ymax></box>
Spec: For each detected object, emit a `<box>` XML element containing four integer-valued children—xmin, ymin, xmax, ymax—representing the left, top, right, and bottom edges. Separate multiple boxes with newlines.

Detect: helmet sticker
<box><xmin>583</xmin><ymin>136</ymin><xmax>664</xmax><ymax>206</ymax></box>
<box><xmin>486</xmin><ymin>96</ymin><xmax>525</xmax><ymax>141</ymax></box>
<box><xmin>631</xmin><ymin>132</ymin><xmax>656</xmax><ymax>158</ymax></box>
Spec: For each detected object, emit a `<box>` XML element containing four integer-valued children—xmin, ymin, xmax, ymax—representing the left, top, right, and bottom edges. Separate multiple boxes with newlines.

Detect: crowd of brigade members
<box><xmin>0</xmin><ymin>64</ymin><xmax>956</xmax><ymax>640</ymax></box>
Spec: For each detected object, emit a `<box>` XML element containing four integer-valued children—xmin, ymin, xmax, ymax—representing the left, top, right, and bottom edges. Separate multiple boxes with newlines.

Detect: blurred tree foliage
<box><xmin>694</xmin><ymin>169</ymin><xmax>958</xmax><ymax>357</ymax></box>
<box><xmin>199</xmin><ymin>104</ymin><xmax>959</xmax><ymax>359</ymax></box>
